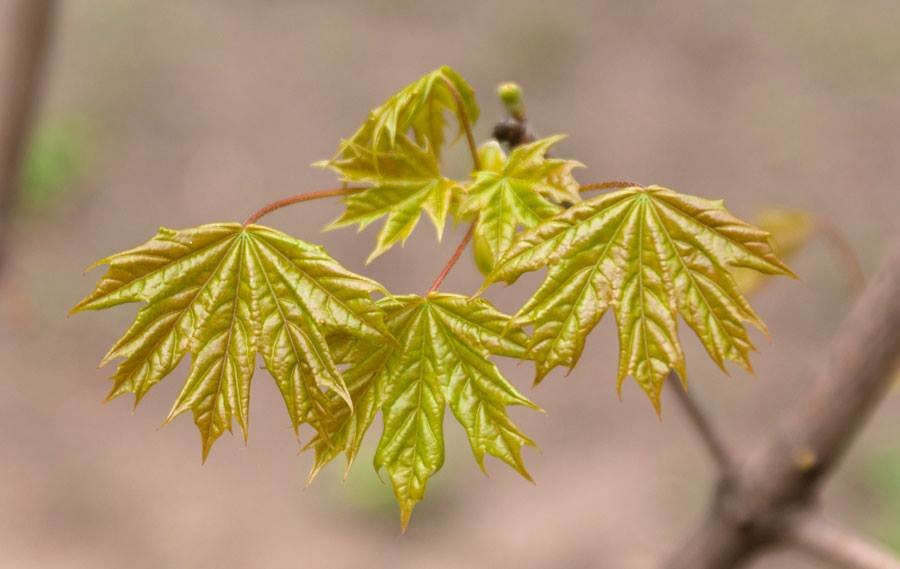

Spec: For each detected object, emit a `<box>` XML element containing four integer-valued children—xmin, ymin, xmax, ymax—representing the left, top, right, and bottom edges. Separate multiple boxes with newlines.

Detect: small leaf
<box><xmin>486</xmin><ymin>186</ymin><xmax>794</xmax><ymax>409</ymax></box>
<box><xmin>323</xmin><ymin>135</ymin><xmax>463</xmax><ymax>261</ymax></box>
<box><xmin>477</xmin><ymin>140</ymin><xmax>507</xmax><ymax>173</ymax></box>
<box><xmin>309</xmin><ymin>293</ymin><xmax>537</xmax><ymax>529</ymax></box>
<box><xmin>459</xmin><ymin>136</ymin><xmax>583</xmax><ymax>273</ymax></box>
<box><xmin>73</xmin><ymin>223</ymin><xmax>393</xmax><ymax>458</ymax></box>
<box><xmin>334</xmin><ymin>66</ymin><xmax>478</xmax><ymax>159</ymax></box>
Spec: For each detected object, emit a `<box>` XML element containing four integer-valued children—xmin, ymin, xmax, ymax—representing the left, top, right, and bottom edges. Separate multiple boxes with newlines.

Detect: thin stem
<box><xmin>667</xmin><ymin>372</ymin><xmax>735</xmax><ymax>473</ymax></box>
<box><xmin>816</xmin><ymin>219</ymin><xmax>866</xmax><ymax>295</ymax></box>
<box><xmin>441</xmin><ymin>76</ymin><xmax>482</xmax><ymax>171</ymax></box>
<box><xmin>243</xmin><ymin>186</ymin><xmax>365</xmax><ymax>226</ymax></box>
<box><xmin>421</xmin><ymin>78</ymin><xmax>483</xmax><ymax>293</ymax></box>
<box><xmin>790</xmin><ymin>513</ymin><xmax>900</xmax><ymax>569</ymax></box>
<box><xmin>427</xmin><ymin>224</ymin><xmax>475</xmax><ymax>294</ymax></box>
<box><xmin>579</xmin><ymin>180</ymin><xmax>642</xmax><ymax>193</ymax></box>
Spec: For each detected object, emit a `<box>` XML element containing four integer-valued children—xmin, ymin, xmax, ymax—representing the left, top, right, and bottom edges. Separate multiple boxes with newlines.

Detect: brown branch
<box><xmin>243</xmin><ymin>186</ymin><xmax>365</xmax><ymax>226</ymax></box>
<box><xmin>663</xmin><ymin>233</ymin><xmax>900</xmax><ymax>568</ymax></box>
<box><xmin>789</xmin><ymin>513</ymin><xmax>900</xmax><ymax>569</ymax></box>
<box><xmin>666</xmin><ymin>375</ymin><xmax>735</xmax><ymax>473</ymax></box>
<box><xmin>427</xmin><ymin>223</ymin><xmax>474</xmax><ymax>294</ymax></box>
<box><xmin>0</xmin><ymin>0</ymin><xmax>56</xmax><ymax>275</ymax></box>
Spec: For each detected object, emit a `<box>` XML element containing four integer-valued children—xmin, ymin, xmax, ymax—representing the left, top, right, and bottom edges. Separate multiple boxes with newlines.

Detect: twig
<box><xmin>663</xmin><ymin>233</ymin><xmax>900</xmax><ymax>568</ymax></box>
<box><xmin>425</xmin><ymin>79</ymin><xmax>536</xmax><ymax>294</ymax></box>
<box><xmin>0</xmin><ymin>0</ymin><xmax>56</xmax><ymax>275</ymax></box>
<box><xmin>440</xmin><ymin>76</ymin><xmax>481</xmax><ymax>171</ymax></box>
<box><xmin>789</xmin><ymin>513</ymin><xmax>900</xmax><ymax>569</ymax></box>
<box><xmin>666</xmin><ymin>374</ymin><xmax>734</xmax><ymax>473</ymax></box>
<box><xmin>427</xmin><ymin>224</ymin><xmax>474</xmax><ymax>294</ymax></box>
<box><xmin>243</xmin><ymin>186</ymin><xmax>364</xmax><ymax>226</ymax></box>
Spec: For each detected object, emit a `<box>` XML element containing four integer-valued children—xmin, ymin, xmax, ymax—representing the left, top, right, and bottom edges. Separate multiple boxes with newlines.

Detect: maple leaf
<box><xmin>307</xmin><ymin>293</ymin><xmax>538</xmax><ymax>529</ymax></box>
<box><xmin>323</xmin><ymin>134</ymin><xmax>463</xmax><ymax>262</ymax></box>
<box><xmin>459</xmin><ymin>136</ymin><xmax>583</xmax><ymax>273</ymax></box>
<box><xmin>336</xmin><ymin>66</ymin><xmax>478</xmax><ymax>158</ymax></box>
<box><xmin>72</xmin><ymin>223</ymin><xmax>393</xmax><ymax>459</ymax></box>
<box><xmin>485</xmin><ymin>185</ymin><xmax>795</xmax><ymax>409</ymax></box>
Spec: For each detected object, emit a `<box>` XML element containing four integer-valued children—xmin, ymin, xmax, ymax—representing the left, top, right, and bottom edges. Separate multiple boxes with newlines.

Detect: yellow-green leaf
<box><xmin>334</xmin><ymin>66</ymin><xmax>478</xmax><ymax>159</ymax></box>
<box><xmin>308</xmin><ymin>293</ymin><xmax>537</xmax><ymax>529</ymax></box>
<box><xmin>72</xmin><ymin>223</ymin><xmax>393</xmax><ymax>459</ymax></box>
<box><xmin>486</xmin><ymin>186</ymin><xmax>794</xmax><ymax>410</ymax></box>
<box><xmin>460</xmin><ymin>136</ymin><xmax>582</xmax><ymax>273</ymax></box>
<box><xmin>323</xmin><ymin>134</ymin><xmax>463</xmax><ymax>262</ymax></box>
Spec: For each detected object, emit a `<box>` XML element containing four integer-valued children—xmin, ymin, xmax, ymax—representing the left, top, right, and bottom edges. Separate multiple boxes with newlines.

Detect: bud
<box><xmin>497</xmin><ymin>82</ymin><xmax>525</xmax><ymax>120</ymax></box>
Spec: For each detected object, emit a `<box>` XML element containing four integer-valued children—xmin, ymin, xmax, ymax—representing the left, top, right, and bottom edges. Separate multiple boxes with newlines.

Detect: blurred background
<box><xmin>2</xmin><ymin>1</ymin><xmax>900</xmax><ymax>567</ymax></box>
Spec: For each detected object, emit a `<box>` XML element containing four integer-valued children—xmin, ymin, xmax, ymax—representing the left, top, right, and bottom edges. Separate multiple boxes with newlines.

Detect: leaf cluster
<box><xmin>74</xmin><ymin>67</ymin><xmax>793</xmax><ymax>527</ymax></box>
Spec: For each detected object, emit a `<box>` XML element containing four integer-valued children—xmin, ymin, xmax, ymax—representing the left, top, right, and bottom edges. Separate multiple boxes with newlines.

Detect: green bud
<box><xmin>497</xmin><ymin>82</ymin><xmax>525</xmax><ymax>119</ymax></box>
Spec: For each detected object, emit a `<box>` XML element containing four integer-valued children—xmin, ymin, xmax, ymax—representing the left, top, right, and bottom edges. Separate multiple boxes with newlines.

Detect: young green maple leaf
<box><xmin>459</xmin><ymin>135</ymin><xmax>583</xmax><ymax>273</ymax></box>
<box><xmin>322</xmin><ymin>134</ymin><xmax>463</xmax><ymax>262</ymax></box>
<box><xmin>485</xmin><ymin>185</ymin><xmax>795</xmax><ymax>409</ymax></box>
<box><xmin>72</xmin><ymin>223</ymin><xmax>393</xmax><ymax>459</ymax></box>
<box><xmin>307</xmin><ymin>293</ymin><xmax>538</xmax><ymax>529</ymax></box>
<box><xmin>336</xmin><ymin>65</ymin><xmax>478</xmax><ymax>158</ymax></box>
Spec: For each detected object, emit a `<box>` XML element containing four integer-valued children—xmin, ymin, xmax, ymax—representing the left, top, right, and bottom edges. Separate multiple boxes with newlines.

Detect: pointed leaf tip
<box><xmin>460</xmin><ymin>136</ymin><xmax>579</xmax><ymax>273</ymax></box>
<box><xmin>76</xmin><ymin>222</ymin><xmax>392</xmax><ymax>460</ymax></box>
<box><xmin>493</xmin><ymin>185</ymin><xmax>794</xmax><ymax>410</ymax></box>
<box><xmin>302</xmin><ymin>294</ymin><xmax>541</xmax><ymax>528</ymax></box>
<box><xmin>399</xmin><ymin>507</ymin><xmax>413</xmax><ymax>533</ymax></box>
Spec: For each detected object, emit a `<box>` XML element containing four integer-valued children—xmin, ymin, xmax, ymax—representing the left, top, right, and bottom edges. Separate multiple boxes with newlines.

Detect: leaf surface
<box><xmin>309</xmin><ymin>293</ymin><xmax>537</xmax><ymax>529</ymax></box>
<box><xmin>460</xmin><ymin>136</ymin><xmax>582</xmax><ymax>273</ymax></box>
<box><xmin>73</xmin><ymin>223</ymin><xmax>392</xmax><ymax>458</ymax></box>
<box><xmin>486</xmin><ymin>186</ymin><xmax>794</xmax><ymax>409</ymax></box>
<box><xmin>335</xmin><ymin>66</ymin><xmax>478</xmax><ymax>158</ymax></box>
<box><xmin>323</xmin><ymin>135</ymin><xmax>462</xmax><ymax>261</ymax></box>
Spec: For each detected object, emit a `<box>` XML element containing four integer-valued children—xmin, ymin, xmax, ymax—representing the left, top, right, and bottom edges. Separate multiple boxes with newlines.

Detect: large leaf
<box><xmin>308</xmin><ymin>293</ymin><xmax>538</xmax><ymax>529</ymax></box>
<box><xmin>72</xmin><ymin>223</ymin><xmax>393</xmax><ymax>459</ymax></box>
<box><xmin>334</xmin><ymin>66</ymin><xmax>478</xmax><ymax>159</ymax></box>
<box><xmin>485</xmin><ymin>186</ymin><xmax>794</xmax><ymax>409</ymax></box>
<box><xmin>323</xmin><ymin>134</ymin><xmax>463</xmax><ymax>262</ymax></box>
<box><xmin>459</xmin><ymin>136</ymin><xmax>582</xmax><ymax>273</ymax></box>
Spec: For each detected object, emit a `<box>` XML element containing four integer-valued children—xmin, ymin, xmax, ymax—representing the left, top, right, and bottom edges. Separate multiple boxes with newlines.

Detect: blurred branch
<box><xmin>663</xmin><ymin>233</ymin><xmax>900</xmax><ymax>568</ymax></box>
<box><xmin>667</xmin><ymin>375</ymin><xmax>735</xmax><ymax>474</ymax></box>
<box><xmin>789</xmin><ymin>512</ymin><xmax>900</xmax><ymax>569</ymax></box>
<box><xmin>817</xmin><ymin>218</ymin><xmax>867</xmax><ymax>295</ymax></box>
<box><xmin>0</xmin><ymin>0</ymin><xmax>56</xmax><ymax>275</ymax></box>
